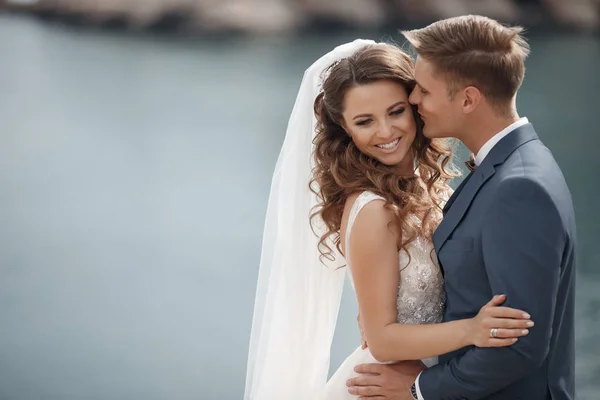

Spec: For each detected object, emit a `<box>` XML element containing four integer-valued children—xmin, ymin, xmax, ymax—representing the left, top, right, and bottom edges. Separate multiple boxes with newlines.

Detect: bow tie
<box><xmin>465</xmin><ymin>153</ymin><xmax>477</xmax><ymax>172</ymax></box>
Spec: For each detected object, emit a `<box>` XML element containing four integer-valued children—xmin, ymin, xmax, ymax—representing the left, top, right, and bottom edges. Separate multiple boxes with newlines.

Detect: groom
<box><xmin>348</xmin><ymin>15</ymin><xmax>576</xmax><ymax>400</ymax></box>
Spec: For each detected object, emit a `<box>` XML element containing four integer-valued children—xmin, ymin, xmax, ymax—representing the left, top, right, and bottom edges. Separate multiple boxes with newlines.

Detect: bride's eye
<box><xmin>390</xmin><ymin>108</ymin><xmax>406</xmax><ymax>116</ymax></box>
<box><xmin>356</xmin><ymin>119</ymin><xmax>372</xmax><ymax>126</ymax></box>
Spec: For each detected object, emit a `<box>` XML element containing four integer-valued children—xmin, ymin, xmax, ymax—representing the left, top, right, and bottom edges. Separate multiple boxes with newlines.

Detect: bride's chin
<box><xmin>383</xmin><ymin>151</ymin><xmax>411</xmax><ymax>167</ymax></box>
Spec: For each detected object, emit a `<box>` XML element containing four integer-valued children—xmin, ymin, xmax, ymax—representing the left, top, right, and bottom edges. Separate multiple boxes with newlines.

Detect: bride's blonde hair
<box><xmin>309</xmin><ymin>43</ymin><xmax>458</xmax><ymax>262</ymax></box>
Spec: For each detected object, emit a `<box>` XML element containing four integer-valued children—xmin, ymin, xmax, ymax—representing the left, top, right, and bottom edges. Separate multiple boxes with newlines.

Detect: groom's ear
<box><xmin>461</xmin><ymin>86</ymin><xmax>481</xmax><ymax>114</ymax></box>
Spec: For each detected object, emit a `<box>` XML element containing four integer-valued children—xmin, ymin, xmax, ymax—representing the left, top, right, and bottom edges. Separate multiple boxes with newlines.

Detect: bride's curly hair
<box><xmin>309</xmin><ymin>43</ymin><xmax>459</xmax><ymax>262</ymax></box>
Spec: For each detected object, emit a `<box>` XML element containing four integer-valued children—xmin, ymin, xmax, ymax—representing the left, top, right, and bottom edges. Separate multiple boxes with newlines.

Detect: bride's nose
<box><xmin>377</xmin><ymin>121</ymin><xmax>394</xmax><ymax>140</ymax></box>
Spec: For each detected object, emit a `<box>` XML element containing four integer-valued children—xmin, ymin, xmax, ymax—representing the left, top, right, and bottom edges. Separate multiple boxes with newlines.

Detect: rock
<box><xmin>463</xmin><ymin>0</ymin><xmax>521</xmax><ymax>23</ymax></box>
<box><xmin>127</xmin><ymin>0</ymin><xmax>193</xmax><ymax>28</ymax></box>
<box><xmin>541</xmin><ymin>0</ymin><xmax>599</xmax><ymax>31</ymax></box>
<box><xmin>299</xmin><ymin>0</ymin><xmax>388</xmax><ymax>28</ymax></box>
<box><xmin>1</xmin><ymin>0</ymin><xmax>597</xmax><ymax>33</ymax></box>
<box><xmin>392</xmin><ymin>0</ymin><xmax>471</xmax><ymax>21</ymax></box>
<box><xmin>187</xmin><ymin>0</ymin><xmax>303</xmax><ymax>34</ymax></box>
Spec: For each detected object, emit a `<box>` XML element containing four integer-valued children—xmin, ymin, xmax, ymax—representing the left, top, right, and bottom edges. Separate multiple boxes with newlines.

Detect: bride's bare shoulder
<box><xmin>339</xmin><ymin>191</ymin><xmax>393</xmax><ymax>254</ymax></box>
<box><xmin>339</xmin><ymin>193</ymin><xmax>360</xmax><ymax>250</ymax></box>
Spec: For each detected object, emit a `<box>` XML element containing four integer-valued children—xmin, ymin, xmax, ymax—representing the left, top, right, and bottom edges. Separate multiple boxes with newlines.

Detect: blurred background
<box><xmin>0</xmin><ymin>0</ymin><xmax>598</xmax><ymax>399</ymax></box>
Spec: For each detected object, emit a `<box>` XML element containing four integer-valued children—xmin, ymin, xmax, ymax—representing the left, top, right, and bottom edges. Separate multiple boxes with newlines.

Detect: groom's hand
<box><xmin>347</xmin><ymin>360</ymin><xmax>425</xmax><ymax>399</ymax></box>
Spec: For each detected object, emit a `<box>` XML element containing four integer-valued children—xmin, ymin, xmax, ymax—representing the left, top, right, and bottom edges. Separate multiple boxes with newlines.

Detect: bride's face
<box><xmin>341</xmin><ymin>80</ymin><xmax>416</xmax><ymax>169</ymax></box>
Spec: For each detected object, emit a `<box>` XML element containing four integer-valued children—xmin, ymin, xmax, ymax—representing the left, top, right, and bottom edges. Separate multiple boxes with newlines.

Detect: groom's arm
<box><xmin>419</xmin><ymin>177</ymin><xmax>567</xmax><ymax>399</ymax></box>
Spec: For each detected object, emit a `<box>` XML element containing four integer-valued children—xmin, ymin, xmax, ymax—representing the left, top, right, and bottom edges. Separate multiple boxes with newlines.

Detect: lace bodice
<box><xmin>345</xmin><ymin>191</ymin><xmax>446</xmax><ymax>325</ymax></box>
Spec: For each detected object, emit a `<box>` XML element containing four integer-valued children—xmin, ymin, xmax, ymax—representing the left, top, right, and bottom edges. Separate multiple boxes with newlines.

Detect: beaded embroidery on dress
<box><xmin>346</xmin><ymin>191</ymin><xmax>446</xmax><ymax>325</ymax></box>
<box><xmin>320</xmin><ymin>190</ymin><xmax>446</xmax><ymax>399</ymax></box>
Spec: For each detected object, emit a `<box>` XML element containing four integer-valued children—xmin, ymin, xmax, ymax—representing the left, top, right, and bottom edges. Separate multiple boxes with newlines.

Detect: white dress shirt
<box><xmin>474</xmin><ymin>117</ymin><xmax>529</xmax><ymax>166</ymax></box>
<box><xmin>413</xmin><ymin>116</ymin><xmax>529</xmax><ymax>400</ymax></box>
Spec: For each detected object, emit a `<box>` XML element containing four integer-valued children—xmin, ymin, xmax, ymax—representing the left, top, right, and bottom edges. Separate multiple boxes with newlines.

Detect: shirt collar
<box><xmin>474</xmin><ymin>117</ymin><xmax>529</xmax><ymax>166</ymax></box>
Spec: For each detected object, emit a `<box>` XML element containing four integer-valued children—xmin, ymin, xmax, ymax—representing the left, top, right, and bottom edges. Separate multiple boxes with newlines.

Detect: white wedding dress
<box><xmin>320</xmin><ymin>191</ymin><xmax>446</xmax><ymax>399</ymax></box>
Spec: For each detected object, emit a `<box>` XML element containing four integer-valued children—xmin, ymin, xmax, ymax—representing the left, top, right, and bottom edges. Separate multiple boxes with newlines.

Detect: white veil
<box><xmin>244</xmin><ymin>39</ymin><xmax>377</xmax><ymax>400</ymax></box>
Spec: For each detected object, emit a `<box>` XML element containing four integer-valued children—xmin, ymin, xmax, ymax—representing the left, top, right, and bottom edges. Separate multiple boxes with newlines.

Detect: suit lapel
<box><xmin>433</xmin><ymin>163</ymin><xmax>495</xmax><ymax>252</ymax></box>
<box><xmin>443</xmin><ymin>172</ymin><xmax>472</xmax><ymax>215</ymax></box>
<box><xmin>433</xmin><ymin>124</ymin><xmax>539</xmax><ymax>252</ymax></box>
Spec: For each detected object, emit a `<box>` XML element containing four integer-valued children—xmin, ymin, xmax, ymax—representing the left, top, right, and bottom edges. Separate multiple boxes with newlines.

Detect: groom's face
<box><xmin>410</xmin><ymin>57</ymin><xmax>462</xmax><ymax>139</ymax></box>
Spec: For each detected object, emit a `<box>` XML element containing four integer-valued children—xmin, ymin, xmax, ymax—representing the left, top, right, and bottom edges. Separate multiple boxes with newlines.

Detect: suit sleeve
<box><xmin>419</xmin><ymin>177</ymin><xmax>566</xmax><ymax>400</ymax></box>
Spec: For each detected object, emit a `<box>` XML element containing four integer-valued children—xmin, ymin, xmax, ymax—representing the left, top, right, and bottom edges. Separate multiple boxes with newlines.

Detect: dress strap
<box><xmin>344</xmin><ymin>191</ymin><xmax>386</xmax><ymax>259</ymax></box>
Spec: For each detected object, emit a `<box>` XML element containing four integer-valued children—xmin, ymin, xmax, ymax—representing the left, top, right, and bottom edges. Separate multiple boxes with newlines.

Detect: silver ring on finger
<box><xmin>490</xmin><ymin>328</ymin><xmax>498</xmax><ymax>338</ymax></box>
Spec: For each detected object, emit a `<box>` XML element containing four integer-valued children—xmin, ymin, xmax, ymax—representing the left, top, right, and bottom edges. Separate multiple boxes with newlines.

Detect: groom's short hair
<box><xmin>402</xmin><ymin>15</ymin><xmax>530</xmax><ymax>111</ymax></box>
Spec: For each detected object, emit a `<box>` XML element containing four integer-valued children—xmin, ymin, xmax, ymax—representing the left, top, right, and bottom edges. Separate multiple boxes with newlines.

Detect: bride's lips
<box><xmin>375</xmin><ymin>137</ymin><xmax>401</xmax><ymax>153</ymax></box>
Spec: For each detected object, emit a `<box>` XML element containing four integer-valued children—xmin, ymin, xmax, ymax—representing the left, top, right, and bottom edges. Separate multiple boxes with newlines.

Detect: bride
<box><xmin>244</xmin><ymin>40</ymin><xmax>533</xmax><ymax>400</ymax></box>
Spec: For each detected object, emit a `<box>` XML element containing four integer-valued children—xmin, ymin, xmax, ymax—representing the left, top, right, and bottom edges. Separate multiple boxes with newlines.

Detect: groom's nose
<box><xmin>409</xmin><ymin>88</ymin><xmax>420</xmax><ymax>105</ymax></box>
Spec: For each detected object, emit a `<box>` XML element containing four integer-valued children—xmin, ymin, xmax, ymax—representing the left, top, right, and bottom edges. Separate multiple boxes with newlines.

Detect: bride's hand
<box><xmin>469</xmin><ymin>294</ymin><xmax>534</xmax><ymax>347</ymax></box>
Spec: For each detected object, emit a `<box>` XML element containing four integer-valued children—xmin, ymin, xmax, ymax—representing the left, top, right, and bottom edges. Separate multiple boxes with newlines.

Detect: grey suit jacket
<box><xmin>419</xmin><ymin>124</ymin><xmax>577</xmax><ymax>400</ymax></box>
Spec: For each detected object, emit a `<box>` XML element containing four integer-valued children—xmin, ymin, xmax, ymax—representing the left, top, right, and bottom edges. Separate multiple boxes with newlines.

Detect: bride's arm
<box><xmin>349</xmin><ymin>200</ymin><xmax>532</xmax><ymax>363</ymax></box>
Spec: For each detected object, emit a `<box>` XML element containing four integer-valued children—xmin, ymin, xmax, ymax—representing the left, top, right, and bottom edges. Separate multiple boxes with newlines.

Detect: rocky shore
<box><xmin>2</xmin><ymin>0</ymin><xmax>598</xmax><ymax>33</ymax></box>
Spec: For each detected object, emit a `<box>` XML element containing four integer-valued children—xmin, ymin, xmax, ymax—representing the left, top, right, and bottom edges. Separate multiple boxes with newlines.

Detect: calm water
<box><xmin>0</xmin><ymin>13</ymin><xmax>598</xmax><ymax>400</ymax></box>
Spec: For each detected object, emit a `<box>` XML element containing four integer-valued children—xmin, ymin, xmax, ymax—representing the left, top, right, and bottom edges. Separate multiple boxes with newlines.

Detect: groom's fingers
<box><xmin>347</xmin><ymin>385</ymin><xmax>382</xmax><ymax>396</ymax></box>
<box><xmin>347</xmin><ymin>375</ymin><xmax>382</xmax><ymax>387</ymax></box>
<box><xmin>354</xmin><ymin>363</ymin><xmax>383</xmax><ymax>375</ymax></box>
